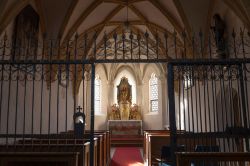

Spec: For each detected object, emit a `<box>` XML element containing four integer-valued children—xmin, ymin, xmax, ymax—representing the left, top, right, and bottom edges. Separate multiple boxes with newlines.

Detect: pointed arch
<box><xmin>0</xmin><ymin>0</ymin><xmax>44</xmax><ymax>36</ymax></box>
<box><xmin>12</xmin><ymin>5</ymin><xmax>40</xmax><ymax>60</ymax></box>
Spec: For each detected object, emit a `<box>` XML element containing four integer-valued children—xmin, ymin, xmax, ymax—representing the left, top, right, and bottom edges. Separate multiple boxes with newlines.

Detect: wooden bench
<box><xmin>176</xmin><ymin>152</ymin><xmax>250</xmax><ymax>166</ymax></box>
<box><xmin>143</xmin><ymin>130</ymin><xmax>217</xmax><ymax>166</ymax></box>
<box><xmin>60</xmin><ymin>130</ymin><xmax>110</xmax><ymax>166</ymax></box>
<box><xmin>2</xmin><ymin>131</ymin><xmax>109</xmax><ymax>166</ymax></box>
<box><xmin>1</xmin><ymin>139</ymin><xmax>94</xmax><ymax>166</ymax></box>
<box><xmin>0</xmin><ymin>151</ymin><xmax>79</xmax><ymax>166</ymax></box>
<box><xmin>147</xmin><ymin>134</ymin><xmax>170</xmax><ymax>166</ymax></box>
<box><xmin>143</xmin><ymin>130</ymin><xmax>170</xmax><ymax>166</ymax></box>
<box><xmin>85</xmin><ymin>131</ymin><xmax>110</xmax><ymax>166</ymax></box>
<box><xmin>0</xmin><ymin>143</ymin><xmax>90</xmax><ymax>166</ymax></box>
<box><xmin>143</xmin><ymin>130</ymin><xmax>170</xmax><ymax>162</ymax></box>
<box><xmin>20</xmin><ymin>135</ymin><xmax>104</xmax><ymax>166</ymax></box>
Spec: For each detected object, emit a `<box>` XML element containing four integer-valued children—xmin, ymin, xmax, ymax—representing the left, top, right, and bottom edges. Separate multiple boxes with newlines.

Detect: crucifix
<box><xmin>76</xmin><ymin>106</ymin><xmax>83</xmax><ymax>112</ymax></box>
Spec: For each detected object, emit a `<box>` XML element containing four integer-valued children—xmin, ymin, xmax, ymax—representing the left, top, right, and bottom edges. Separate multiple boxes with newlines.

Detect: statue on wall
<box><xmin>210</xmin><ymin>13</ymin><xmax>227</xmax><ymax>58</ymax></box>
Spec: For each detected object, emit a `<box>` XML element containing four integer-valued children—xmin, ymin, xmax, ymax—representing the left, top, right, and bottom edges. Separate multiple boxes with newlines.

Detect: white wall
<box><xmin>78</xmin><ymin>64</ymin><xmax>109</xmax><ymax>131</ymax></box>
<box><xmin>0</xmin><ymin>69</ymin><xmax>75</xmax><ymax>138</ymax></box>
<box><xmin>77</xmin><ymin>63</ymin><xmax>168</xmax><ymax>131</ymax></box>
<box><xmin>141</xmin><ymin>64</ymin><xmax>166</xmax><ymax>130</ymax></box>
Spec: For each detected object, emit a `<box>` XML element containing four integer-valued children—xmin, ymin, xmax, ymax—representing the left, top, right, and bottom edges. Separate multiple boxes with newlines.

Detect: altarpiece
<box><xmin>108</xmin><ymin>77</ymin><xmax>142</xmax><ymax>135</ymax></box>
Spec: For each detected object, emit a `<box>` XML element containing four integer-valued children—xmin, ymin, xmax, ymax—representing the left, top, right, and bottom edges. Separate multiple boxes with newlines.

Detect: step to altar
<box><xmin>111</xmin><ymin>135</ymin><xmax>143</xmax><ymax>147</ymax></box>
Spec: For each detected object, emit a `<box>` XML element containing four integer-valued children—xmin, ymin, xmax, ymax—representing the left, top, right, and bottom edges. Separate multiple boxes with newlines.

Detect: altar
<box><xmin>107</xmin><ymin>77</ymin><xmax>143</xmax><ymax>145</ymax></box>
<box><xmin>107</xmin><ymin>120</ymin><xmax>142</xmax><ymax>136</ymax></box>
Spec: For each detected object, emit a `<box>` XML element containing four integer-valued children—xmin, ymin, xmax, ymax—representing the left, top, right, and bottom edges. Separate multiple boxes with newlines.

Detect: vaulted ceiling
<box><xmin>0</xmin><ymin>0</ymin><xmax>250</xmax><ymax>44</ymax></box>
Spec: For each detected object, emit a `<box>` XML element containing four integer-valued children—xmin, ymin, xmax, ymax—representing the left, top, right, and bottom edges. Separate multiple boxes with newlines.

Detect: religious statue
<box><xmin>117</xmin><ymin>77</ymin><xmax>132</xmax><ymax>104</ymax></box>
<box><xmin>211</xmin><ymin>13</ymin><xmax>227</xmax><ymax>58</ymax></box>
<box><xmin>117</xmin><ymin>77</ymin><xmax>132</xmax><ymax>120</ymax></box>
<box><xmin>129</xmin><ymin>104</ymin><xmax>141</xmax><ymax>120</ymax></box>
<box><xmin>109</xmin><ymin>104</ymin><xmax>120</xmax><ymax>120</ymax></box>
<box><xmin>108</xmin><ymin>77</ymin><xmax>141</xmax><ymax>120</ymax></box>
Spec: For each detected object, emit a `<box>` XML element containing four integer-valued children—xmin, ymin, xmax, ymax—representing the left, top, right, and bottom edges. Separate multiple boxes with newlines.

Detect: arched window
<box><xmin>149</xmin><ymin>73</ymin><xmax>158</xmax><ymax>112</ymax></box>
<box><xmin>94</xmin><ymin>75</ymin><xmax>101</xmax><ymax>114</ymax></box>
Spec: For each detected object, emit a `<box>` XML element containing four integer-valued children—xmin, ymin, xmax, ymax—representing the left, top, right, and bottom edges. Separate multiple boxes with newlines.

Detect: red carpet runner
<box><xmin>110</xmin><ymin>147</ymin><xmax>144</xmax><ymax>166</ymax></box>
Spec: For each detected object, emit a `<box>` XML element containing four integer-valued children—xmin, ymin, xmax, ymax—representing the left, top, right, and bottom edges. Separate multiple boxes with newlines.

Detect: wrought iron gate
<box><xmin>1</xmin><ymin>28</ymin><xmax>250</xmax><ymax>166</ymax></box>
<box><xmin>168</xmin><ymin>59</ymin><xmax>250</xmax><ymax>165</ymax></box>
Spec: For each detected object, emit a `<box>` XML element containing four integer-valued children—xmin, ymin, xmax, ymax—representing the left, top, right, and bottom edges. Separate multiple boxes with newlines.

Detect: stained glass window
<box><xmin>150</xmin><ymin>73</ymin><xmax>158</xmax><ymax>112</ymax></box>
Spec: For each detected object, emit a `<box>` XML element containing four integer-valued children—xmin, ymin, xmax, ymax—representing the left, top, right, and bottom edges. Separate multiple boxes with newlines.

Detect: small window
<box><xmin>149</xmin><ymin>73</ymin><xmax>158</xmax><ymax>112</ymax></box>
<box><xmin>94</xmin><ymin>75</ymin><xmax>101</xmax><ymax>114</ymax></box>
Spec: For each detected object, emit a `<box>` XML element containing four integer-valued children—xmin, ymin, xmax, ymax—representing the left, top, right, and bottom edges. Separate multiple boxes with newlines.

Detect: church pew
<box><xmin>8</xmin><ymin>136</ymin><xmax>100</xmax><ymax>166</ymax></box>
<box><xmin>16</xmin><ymin>130</ymin><xmax>109</xmax><ymax>166</ymax></box>
<box><xmin>0</xmin><ymin>143</ymin><xmax>89</xmax><ymax>166</ymax></box>
<box><xmin>60</xmin><ymin>130</ymin><xmax>110</xmax><ymax>166</ymax></box>
<box><xmin>143</xmin><ymin>130</ymin><xmax>170</xmax><ymax>162</ymax></box>
<box><xmin>176</xmin><ymin>152</ymin><xmax>250</xmax><ymax>166</ymax></box>
<box><xmin>18</xmin><ymin>133</ymin><xmax>107</xmax><ymax>166</ymax></box>
<box><xmin>146</xmin><ymin>134</ymin><xmax>170</xmax><ymax>166</ymax></box>
<box><xmin>144</xmin><ymin>131</ymin><xmax>217</xmax><ymax>166</ymax></box>
<box><xmin>85</xmin><ymin>131</ymin><xmax>110</xmax><ymax>166</ymax></box>
<box><xmin>68</xmin><ymin>131</ymin><xmax>110</xmax><ymax>166</ymax></box>
<box><xmin>0</xmin><ymin>151</ymin><xmax>80</xmax><ymax>166</ymax></box>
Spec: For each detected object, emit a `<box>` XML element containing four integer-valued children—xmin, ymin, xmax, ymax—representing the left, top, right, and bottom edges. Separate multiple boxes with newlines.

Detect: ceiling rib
<box><xmin>129</xmin><ymin>4</ymin><xmax>166</xmax><ymax>49</ymax></box>
<box><xmin>0</xmin><ymin>0</ymin><xmax>29</xmax><ymax>35</ymax></box>
<box><xmin>233</xmin><ymin>0</ymin><xmax>250</xmax><ymax>22</ymax></box>
<box><xmin>102</xmin><ymin>0</ymin><xmax>146</xmax><ymax>6</ymax></box>
<box><xmin>103</xmin><ymin>5</ymin><xmax>124</xmax><ymax>25</ymax></box>
<box><xmin>58</xmin><ymin>0</ymin><xmax>79</xmax><ymax>38</ymax></box>
<box><xmin>148</xmin><ymin>0</ymin><xmax>183</xmax><ymax>34</ymax></box>
<box><xmin>172</xmin><ymin>0</ymin><xmax>192</xmax><ymax>38</ymax></box>
<box><xmin>78</xmin><ymin>20</ymin><xmax>171</xmax><ymax>39</ymax></box>
<box><xmin>84</xmin><ymin>5</ymin><xmax>125</xmax><ymax>57</ymax></box>
<box><xmin>0</xmin><ymin>0</ymin><xmax>8</xmax><ymax>22</ymax></box>
<box><xmin>63</xmin><ymin>0</ymin><xmax>103</xmax><ymax>43</ymax></box>
<box><xmin>204</xmin><ymin>0</ymin><xmax>215</xmax><ymax>45</ymax></box>
<box><xmin>34</xmin><ymin>0</ymin><xmax>46</xmax><ymax>35</ymax></box>
<box><xmin>223</xmin><ymin>0</ymin><xmax>250</xmax><ymax>29</ymax></box>
<box><xmin>128</xmin><ymin>5</ymin><xmax>146</xmax><ymax>22</ymax></box>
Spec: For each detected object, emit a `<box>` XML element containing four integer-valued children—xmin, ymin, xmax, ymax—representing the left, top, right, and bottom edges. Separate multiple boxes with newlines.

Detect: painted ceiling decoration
<box><xmin>1</xmin><ymin>0</ymin><xmax>249</xmax><ymax>40</ymax></box>
<box><xmin>0</xmin><ymin>0</ymin><xmax>248</xmax><ymax>70</ymax></box>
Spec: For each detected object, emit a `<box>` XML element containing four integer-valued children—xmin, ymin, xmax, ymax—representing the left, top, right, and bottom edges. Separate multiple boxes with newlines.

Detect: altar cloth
<box><xmin>107</xmin><ymin>120</ymin><xmax>142</xmax><ymax>135</ymax></box>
